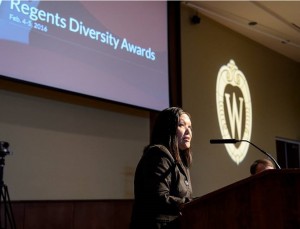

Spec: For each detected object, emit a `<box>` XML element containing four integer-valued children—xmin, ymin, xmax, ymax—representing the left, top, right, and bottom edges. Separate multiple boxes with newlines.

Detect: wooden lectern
<box><xmin>180</xmin><ymin>169</ymin><xmax>300</xmax><ymax>228</ymax></box>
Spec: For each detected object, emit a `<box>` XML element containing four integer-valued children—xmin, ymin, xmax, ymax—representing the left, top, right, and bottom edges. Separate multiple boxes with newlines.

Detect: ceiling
<box><xmin>183</xmin><ymin>1</ymin><xmax>300</xmax><ymax>63</ymax></box>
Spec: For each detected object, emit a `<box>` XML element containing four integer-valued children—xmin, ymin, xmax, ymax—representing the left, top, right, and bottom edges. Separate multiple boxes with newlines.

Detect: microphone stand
<box><xmin>238</xmin><ymin>139</ymin><xmax>281</xmax><ymax>169</ymax></box>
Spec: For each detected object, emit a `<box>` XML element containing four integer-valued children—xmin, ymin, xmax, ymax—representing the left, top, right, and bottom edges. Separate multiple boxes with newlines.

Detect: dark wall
<box><xmin>10</xmin><ymin>200</ymin><xmax>133</xmax><ymax>229</ymax></box>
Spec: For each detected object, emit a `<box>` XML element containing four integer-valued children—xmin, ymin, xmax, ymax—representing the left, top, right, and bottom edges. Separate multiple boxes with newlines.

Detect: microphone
<box><xmin>210</xmin><ymin>139</ymin><xmax>239</xmax><ymax>144</ymax></box>
<box><xmin>210</xmin><ymin>138</ymin><xmax>281</xmax><ymax>169</ymax></box>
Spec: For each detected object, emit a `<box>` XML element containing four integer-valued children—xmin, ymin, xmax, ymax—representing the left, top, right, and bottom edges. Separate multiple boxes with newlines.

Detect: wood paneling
<box><xmin>180</xmin><ymin>169</ymin><xmax>300</xmax><ymax>228</ymax></box>
<box><xmin>6</xmin><ymin>200</ymin><xmax>133</xmax><ymax>229</ymax></box>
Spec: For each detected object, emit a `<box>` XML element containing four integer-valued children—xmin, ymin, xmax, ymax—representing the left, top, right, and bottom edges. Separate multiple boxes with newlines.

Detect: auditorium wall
<box><xmin>181</xmin><ymin>5</ymin><xmax>300</xmax><ymax>196</ymax></box>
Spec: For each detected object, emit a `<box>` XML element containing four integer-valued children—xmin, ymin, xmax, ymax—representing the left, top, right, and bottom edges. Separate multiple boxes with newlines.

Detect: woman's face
<box><xmin>177</xmin><ymin>113</ymin><xmax>192</xmax><ymax>150</ymax></box>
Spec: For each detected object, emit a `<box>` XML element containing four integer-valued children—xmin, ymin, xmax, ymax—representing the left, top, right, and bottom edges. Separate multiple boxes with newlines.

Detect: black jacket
<box><xmin>130</xmin><ymin>145</ymin><xmax>193</xmax><ymax>229</ymax></box>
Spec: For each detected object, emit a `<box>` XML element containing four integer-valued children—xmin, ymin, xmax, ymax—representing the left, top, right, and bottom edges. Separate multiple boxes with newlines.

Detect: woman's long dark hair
<box><xmin>148</xmin><ymin>107</ymin><xmax>192</xmax><ymax>167</ymax></box>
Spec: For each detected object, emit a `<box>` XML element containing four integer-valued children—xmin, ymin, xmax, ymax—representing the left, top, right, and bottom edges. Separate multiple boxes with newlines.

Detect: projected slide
<box><xmin>0</xmin><ymin>0</ymin><xmax>169</xmax><ymax>111</ymax></box>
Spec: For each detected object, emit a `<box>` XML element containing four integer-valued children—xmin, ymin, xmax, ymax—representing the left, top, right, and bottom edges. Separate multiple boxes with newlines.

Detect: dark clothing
<box><xmin>130</xmin><ymin>145</ymin><xmax>193</xmax><ymax>229</ymax></box>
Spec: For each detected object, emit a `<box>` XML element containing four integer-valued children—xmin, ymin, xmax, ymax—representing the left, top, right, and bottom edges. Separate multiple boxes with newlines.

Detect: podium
<box><xmin>180</xmin><ymin>169</ymin><xmax>300</xmax><ymax>228</ymax></box>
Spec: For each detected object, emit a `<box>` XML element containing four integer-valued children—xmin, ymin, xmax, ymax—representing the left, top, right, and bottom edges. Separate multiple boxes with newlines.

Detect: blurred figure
<box><xmin>250</xmin><ymin>158</ymin><xmax>275</xmax><ymax>175</ymax></box>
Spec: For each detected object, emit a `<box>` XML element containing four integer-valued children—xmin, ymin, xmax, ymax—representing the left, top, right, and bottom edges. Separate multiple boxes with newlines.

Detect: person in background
<box><xmin>130</xmin><ymin>107</ymin><xmax>193</xmax><ymax>229</ymax></box>
<box><xmin>250</xmin><ymin>158</ymin><xmax>275</xmax><ymax>175</ymax></box>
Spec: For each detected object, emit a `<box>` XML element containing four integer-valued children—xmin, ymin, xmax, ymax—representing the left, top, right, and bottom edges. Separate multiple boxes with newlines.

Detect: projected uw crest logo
<box><xmin>216</xmin><ymin>60</ymin><xmax>252</xmax><ymax>164</ymax></box>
